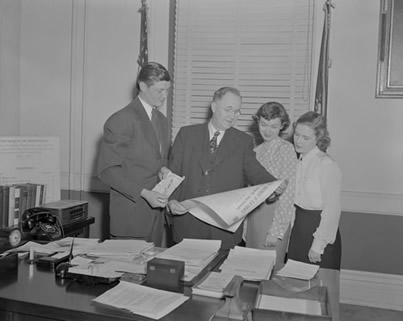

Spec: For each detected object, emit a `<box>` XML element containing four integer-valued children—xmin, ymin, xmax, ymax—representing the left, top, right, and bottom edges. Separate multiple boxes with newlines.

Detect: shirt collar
<box><xmin>300</xmin><ymin>146</ymin><xmax>321</xmax><ymax>162</ymax></box>
<box><xmin>138</xmin><ymin>96</ymin><xmax>154</xmax><ymax>120</ymax></box>
<box><xmin>208</xmin><ymin>121</ymin><xmax>225</xmax><ymax>138</ymax></box>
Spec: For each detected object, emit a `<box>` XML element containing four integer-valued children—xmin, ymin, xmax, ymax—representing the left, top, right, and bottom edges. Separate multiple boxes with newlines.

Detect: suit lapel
<box><xmin>198</xmin><ymin>125</ymin><xmax>211</xmax><ymax>172</ymax></box>
<box><xmin>132</xmin><ymin>98</ymin><xmax>161</xmax><ymax>156</ymax></box>
<box><xmin>212</xmin><ymin>129</ymin><xmax>233</xmax><ymax>167</ymax></box>
<box><xmin>198</xmin><ymin>126</ymin><xmax>234</xmax><ymax>172</ymax></box>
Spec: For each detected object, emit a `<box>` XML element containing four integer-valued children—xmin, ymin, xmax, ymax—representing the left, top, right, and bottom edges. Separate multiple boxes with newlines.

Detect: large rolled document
<box><xmin>181</xmin><ymin>180</ymin><xmax>282</xmax><ymax>232</ymax></box>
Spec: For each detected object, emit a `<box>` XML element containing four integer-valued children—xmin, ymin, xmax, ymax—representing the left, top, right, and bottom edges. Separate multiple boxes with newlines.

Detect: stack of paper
<box><xmin>69</xmin><ymin>256</ymin><xmax>147</xmax><ymax>278</ymax></box>
<box><xmin>50</xmin><ymin>237</ymin><xmax>100</xmax><ymax>256</ymax></box>
<box><xmin>155</xmin><ymin>239</ymin><xmax>221</xmax><ymax>281</ymax></box>
<box><xmin>6</xmin><ymin>237</ymin><xmax>100</xmax><ymax>256</ymax></box>
<box><xmin>93</xmin><ymin>281</ymin><xmax>189</xmax><ymax>319</ymax></box>
<box><xmin>275</xmin><ymin>259</ymin><xmax>319</xmax><ymax>280</ymax></box>
<box><xmin>219</xmin><ymin>246</ymin><xmax>276</xmax><ymax>281</ymax></box>
<box><xmin>192</xmin><ymin>271</ymin><xmax>235</xmax><ymax>298</ymax></box>
<box><xmin>87</xmin><ymin>239</ymin><xmax>154</xmax><ymax>261</ymax></box>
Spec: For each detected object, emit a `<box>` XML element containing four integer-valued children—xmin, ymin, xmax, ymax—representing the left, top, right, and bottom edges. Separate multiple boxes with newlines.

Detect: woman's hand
<box><xmin>264</xmin><ymin>234</ymin><xmax>279</xmax><ymax>248</ymax></box>
<box><xmin>308</xmin><ymin>248</ymin><xmax>322</xmax><ymax>263</ymax></box>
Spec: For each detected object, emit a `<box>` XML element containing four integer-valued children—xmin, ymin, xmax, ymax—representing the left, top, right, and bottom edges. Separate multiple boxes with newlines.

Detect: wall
<box><xmin>0</xmin><ymin>0</ymin><xmax>21</xmax><ymax>135</ymax></box>
<box><xmin>328</xmin><ymin>0</ymin><xmax>403</xmax><ymax>274</ymax></box>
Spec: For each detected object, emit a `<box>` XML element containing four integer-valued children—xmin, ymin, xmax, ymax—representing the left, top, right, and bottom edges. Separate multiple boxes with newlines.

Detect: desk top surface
<box><xmin>0</xmin><ymin>255</ymin><xmax>339</xmax><ymax>321</ymax></box>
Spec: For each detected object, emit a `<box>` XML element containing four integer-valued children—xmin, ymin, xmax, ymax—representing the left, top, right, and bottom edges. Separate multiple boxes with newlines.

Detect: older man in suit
<box><xmin>168</xmin><ymin>87</ymin><xmax>277</xmax><ymax>249</ymax></box>
<box><xmin>97</xmin><ymin>62</ymin><xmax>171</xmax><ymax>245</ymax></box>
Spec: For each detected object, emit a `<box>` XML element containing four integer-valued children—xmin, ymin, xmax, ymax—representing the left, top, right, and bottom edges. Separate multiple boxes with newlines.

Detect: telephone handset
<box><xmin>22</xmin><ymin>208</ymin><xmax>62</xmax><ymax>241</ymax></box>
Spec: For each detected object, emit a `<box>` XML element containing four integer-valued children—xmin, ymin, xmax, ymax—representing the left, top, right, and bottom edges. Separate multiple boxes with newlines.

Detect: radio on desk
<box><xmin>40</xmin><ymin>200</ymin><xmax>88</xmax><ymax>225</ymax></box>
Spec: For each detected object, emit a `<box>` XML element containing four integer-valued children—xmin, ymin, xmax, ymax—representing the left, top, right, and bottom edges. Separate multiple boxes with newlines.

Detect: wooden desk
<box><xmin>0</xmin><ymin>257</ymin><xmax>339</xmax><ymax>321</ymax></box>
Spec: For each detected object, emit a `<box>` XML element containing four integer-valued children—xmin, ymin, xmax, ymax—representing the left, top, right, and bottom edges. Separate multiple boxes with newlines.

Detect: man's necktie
<box><xmin>209</xmin><ymin>131</ymin><xmax>220</xmax><ymax>153</ymax></box>
<box><xmin>151</xmin><ymin>108</ymin><xmax>162</xmax><ymax>154</ymax></box>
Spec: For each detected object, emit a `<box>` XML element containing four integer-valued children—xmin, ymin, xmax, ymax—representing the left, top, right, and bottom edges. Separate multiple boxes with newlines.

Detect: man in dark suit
<box><xmin>167</xmin><ymin>87</ymin><xmax>277</xmax><ymax>249</ymax></box>
<box><xmin>97</xmin><ymin>62</ymin><xmax>171</xmax><ymax>245</ymax></box>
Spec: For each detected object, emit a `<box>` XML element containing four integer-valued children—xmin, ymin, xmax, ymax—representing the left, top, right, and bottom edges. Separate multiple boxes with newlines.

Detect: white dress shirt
<box><xmin>138</xmin><ymin>96</ymin><xmax>154</xmax><ymax>120</ymax></box>
<box><xmin>208</xmin><ymin>122</ymin><xmax>225</xmax><ymax>146</ymax></box>
<box><xmin>295</xmin><ymin>146</ymin><xmax>342</xmax><ymax>254</ymax></box>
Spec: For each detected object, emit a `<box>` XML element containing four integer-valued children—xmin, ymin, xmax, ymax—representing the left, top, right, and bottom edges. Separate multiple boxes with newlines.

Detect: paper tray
<box><xmin>252</xmin><ymin>280</ymin><xmax>332</xmax><ymax>321</ymax></box>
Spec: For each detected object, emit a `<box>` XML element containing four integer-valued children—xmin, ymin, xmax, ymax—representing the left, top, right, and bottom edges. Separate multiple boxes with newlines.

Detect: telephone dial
<box><xmin>22</xmin><ymin>208</ymin><xmax>63</xmax><ymax>241</ymax></box>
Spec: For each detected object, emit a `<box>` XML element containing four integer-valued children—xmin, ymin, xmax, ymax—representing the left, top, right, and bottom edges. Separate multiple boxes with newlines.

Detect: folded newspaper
<box><xmin>181</xmin><ymin>180</ymin><xmax>282</xmax><ymax>232</ymax></box>
<box><xmin>152</xmin><ymin>171</ymin><xmax>184</xmax><ymax>196</ymax></box>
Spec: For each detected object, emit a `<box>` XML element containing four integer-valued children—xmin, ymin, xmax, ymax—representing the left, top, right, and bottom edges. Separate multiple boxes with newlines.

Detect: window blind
<box><xmin>171</xmin><ymin>0</ymin><xmax>314</xmax><ymax>140</ymax></box>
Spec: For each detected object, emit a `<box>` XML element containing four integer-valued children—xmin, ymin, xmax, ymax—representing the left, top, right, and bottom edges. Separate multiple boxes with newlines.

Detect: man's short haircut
<box><xmin>136</xmin><ymin>62</ymin><xmax>171</xmax><ymax>89</ymax></box>
<box><xmin>212</xmin><ymin>87</ymin><xmax>241</xmax><ymax>102</ymax></box>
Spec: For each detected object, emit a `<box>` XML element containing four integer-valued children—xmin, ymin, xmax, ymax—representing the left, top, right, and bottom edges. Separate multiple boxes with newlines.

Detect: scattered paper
<box><xmin>275</xmin><ymin>259</ymin><xmax>319</xmax><ymax>280</ymax></box>
<box><xmin>93</xmin><ymin>281</ymin><xmax>189</xmax><ymax>319</ymax></box>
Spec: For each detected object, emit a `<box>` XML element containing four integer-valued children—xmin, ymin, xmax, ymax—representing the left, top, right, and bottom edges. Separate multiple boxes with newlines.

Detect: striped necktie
<box><xmin>209</xmin><ymin>131</ymin><xmax>220</xmax><ymax>153</ymax></box>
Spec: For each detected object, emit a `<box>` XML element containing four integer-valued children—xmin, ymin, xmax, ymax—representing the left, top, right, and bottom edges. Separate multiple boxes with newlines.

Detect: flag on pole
<box><xmin>314</xmin><ymin>0</ymin><xmax>334</xmax><ymax>120</ymax></box>
<box><xmin>137</xmin><ymin>0</ymin><xmax>148</xmax><ymax>69</ymax></box>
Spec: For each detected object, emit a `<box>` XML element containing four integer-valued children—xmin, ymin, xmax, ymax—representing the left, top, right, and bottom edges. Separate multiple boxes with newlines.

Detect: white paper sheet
<box><xmin>0</xmin><ymin>137</ymin><xmax>60</xmax><ymax>202</ymax></box>
<box><xmin>93</xmin><ymin>281</ymin><xmax>189</xmax><ymax>319</ymax></box>
<box><xmin>256</xmin><ymin>295</ymin><xmax>322</xmax><ymax>315</ymax></box>
<box><xmin>275</xmin><ymin>259</ymin><xmax>319</xmax><ymax>280</ymax></box>
<box><xmin>152</xmin><ymin>172</ymin><xmax>184</xmax><ymax>196</ymax></box>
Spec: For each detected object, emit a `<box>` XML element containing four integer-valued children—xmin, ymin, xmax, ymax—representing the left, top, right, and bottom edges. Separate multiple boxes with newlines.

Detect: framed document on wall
<box><xmin>376</xmin><ymin>0</ymin><xmax>403</xmax><ymax>98</ymax></box>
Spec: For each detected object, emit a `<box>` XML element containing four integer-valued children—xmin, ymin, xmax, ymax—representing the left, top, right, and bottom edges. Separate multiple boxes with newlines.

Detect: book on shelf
<box><xmin>0</xmin><ymin>186</ymin><xmax>7</xmax><ymax>228</ymax></box>
<box><xmin>8</xmin><ymin>185</ymin><xmax>15</xmax><ymax>227</ymax></box>
<box><xmin>0</xmin><ymin>183</ymin><xmax>47</xmax><ymax>229</ymax></box>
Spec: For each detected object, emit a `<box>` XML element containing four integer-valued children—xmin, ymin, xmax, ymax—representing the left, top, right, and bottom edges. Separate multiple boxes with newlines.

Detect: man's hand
<box><xmin>167</xmin><ymin>200</ymin><xmax>188</xmax><ymax>215</ymax></box>
<box><xmin>158</xmin><ymin>166</ymin><xmax>171</xmax><ymax>181</ymax></box>
<box><xmin>141</xmin><ymin>189</ymin><xmax>168</xmax><ymax>208</ymax></box>
<box><xmin>308</xmin><ymin>248</ymin><xmax>322</xmax><ymax>263</ymax></box>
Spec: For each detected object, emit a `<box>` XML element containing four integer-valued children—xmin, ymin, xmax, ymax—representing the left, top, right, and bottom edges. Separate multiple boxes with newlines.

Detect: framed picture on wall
<box><xmin>376</xmin><ymin>0</ymin><xmax>403</xmax><ymax>98</ymax></box>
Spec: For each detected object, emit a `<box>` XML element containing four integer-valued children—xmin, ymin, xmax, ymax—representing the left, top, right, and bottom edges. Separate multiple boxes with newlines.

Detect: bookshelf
<box><xmin>0</xmin><ymin>183</ymin><xmax>47</xmax><ymax>247</ymax></box>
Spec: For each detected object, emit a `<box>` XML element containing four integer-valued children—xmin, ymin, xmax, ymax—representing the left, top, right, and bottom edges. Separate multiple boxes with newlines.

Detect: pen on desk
<box><xmin>68</xmin><ymin>238</ymin><xmax>75</xmax><ymax>264</ymax></box>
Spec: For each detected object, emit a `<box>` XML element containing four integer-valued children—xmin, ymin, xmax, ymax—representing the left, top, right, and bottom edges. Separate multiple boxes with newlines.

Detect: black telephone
<box><xmin>21</xmin><ymin>208</ymin><xmax>63</xmax><ymax>241</ymax></box>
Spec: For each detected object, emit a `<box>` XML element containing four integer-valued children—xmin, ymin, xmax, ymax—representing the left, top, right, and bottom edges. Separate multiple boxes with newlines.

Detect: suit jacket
<box><xmin>168</xmin><ymin>123</ymin><xmax>276</xmax><ymax>249</ymax></box>
<box><xmin>97</xmin><ymin>97</ymin><xmax>169</xmax><ymax>245</ymax></box>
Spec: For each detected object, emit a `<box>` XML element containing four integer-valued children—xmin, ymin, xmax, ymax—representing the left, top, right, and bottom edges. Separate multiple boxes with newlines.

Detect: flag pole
<box><xmin>314</xmin><ymin>0</ymin><xmax>335</xmax><ymax>120</ymax></box>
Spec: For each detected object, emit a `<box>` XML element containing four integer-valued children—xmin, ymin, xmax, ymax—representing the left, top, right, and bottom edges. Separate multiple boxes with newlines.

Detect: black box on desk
<box><xmin>146</xmin><ymin>258</ymin><xmax>184</xmax><ymax>293</ymax></box>
<box><xmin>41</xmin><ymin>200</ymin><xmax>88</xmax><ymax>225</ymax></box>
<box><xmin>252</xmin><ymin>280</ymin><xmax>332</xmax><ymax>321</ymax></box>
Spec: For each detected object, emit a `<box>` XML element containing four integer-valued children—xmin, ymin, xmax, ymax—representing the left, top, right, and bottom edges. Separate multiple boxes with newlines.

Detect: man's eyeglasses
<box><xmin>223</xmin><ymin>107</ymin><xmax>241</xmax><ymax>117</ymax></box>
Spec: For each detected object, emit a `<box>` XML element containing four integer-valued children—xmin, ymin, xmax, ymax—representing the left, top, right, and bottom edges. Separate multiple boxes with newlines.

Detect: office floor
<box><xmin>340</xmin><ymin>304</ymin><xmax>403</xmax><ymax>321</ymax></box>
